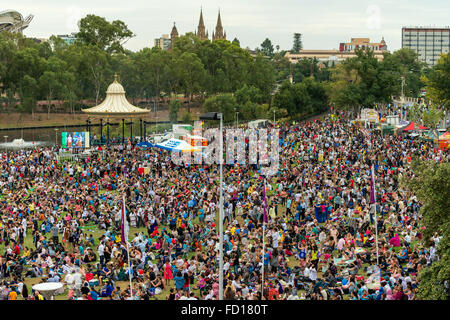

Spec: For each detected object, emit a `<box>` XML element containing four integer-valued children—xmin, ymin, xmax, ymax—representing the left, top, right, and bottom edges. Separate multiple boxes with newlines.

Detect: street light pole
<box><xmin>199</xmin><ymin>112</ymin><xmax>224</xmax><ymax>300</ymax></box>
<box><xmin>54</xmin><ymin>129</ymin><xmax>59</xmax><ymax>146</ymax></box>
<box><xmin>218</xmin><ymin>112</ymin><xmax>224</xmax><ymax>301</ymax></box>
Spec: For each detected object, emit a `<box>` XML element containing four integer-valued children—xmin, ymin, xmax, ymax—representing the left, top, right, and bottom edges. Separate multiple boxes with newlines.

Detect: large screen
<box><xmin>61</xmin><ymin>132</ymin><xmax>90</xmax><ymax>149</ymax></box>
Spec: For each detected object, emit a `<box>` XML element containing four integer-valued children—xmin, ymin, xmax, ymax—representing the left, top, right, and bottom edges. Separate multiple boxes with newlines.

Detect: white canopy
<box><xmin>82</xmin><ymin>74</ymin><xmax>149</xmax><ymax>117</ymax></box>
<box><xmin>155</xmin><ymin>138</ymin><xmax>201</xmax><ymax>153</ymax></box>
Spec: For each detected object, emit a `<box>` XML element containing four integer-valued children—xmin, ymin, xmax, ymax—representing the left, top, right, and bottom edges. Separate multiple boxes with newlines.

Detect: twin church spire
<box><xmin>195</xmin><ymin>8</ymin><xmax>226</xmax><ymax>41</ymax></box>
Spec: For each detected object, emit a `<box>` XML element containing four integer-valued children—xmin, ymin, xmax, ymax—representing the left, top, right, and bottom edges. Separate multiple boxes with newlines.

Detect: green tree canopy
<box><xmin>404</xmin><ymin>161</ymin><xmax>450</xmax><ymax>300</ymax></box>
<box><xmin>422</xmin><ymin>53</ymin><xmax>450</xmax><ymax>109</ymax></box>
<box><xmin>76</xmin><ymin>14</ymin><xmax>135</xmax><ymax>53</ymax></box>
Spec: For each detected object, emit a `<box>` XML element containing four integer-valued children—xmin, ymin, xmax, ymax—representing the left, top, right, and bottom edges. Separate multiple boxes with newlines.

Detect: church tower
<box><xmin>195</xmin><ymin>8</ymin><xmax>209</xmax><ymax>40</ymax></box>
<box><xmin>212</xmin><ymin>9</ymin><xmax>226</xmax><ymax>41</ymax></box>
<box><xmin>169</xmin><ymin>22</ymin><xmax>178</xmax><ymax>50</ymax></box>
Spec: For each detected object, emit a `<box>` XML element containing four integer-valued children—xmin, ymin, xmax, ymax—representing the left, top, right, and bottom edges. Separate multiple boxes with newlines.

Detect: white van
<box><xmin>248</xmin><ymin>119</ymin><xmax>270</xmax><ymax>129</ymax></box>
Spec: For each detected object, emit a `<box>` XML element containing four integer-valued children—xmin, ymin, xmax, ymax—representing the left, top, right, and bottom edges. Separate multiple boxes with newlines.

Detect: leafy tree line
<box><xmin>1</xmin><ymin>14</ymin><xmax>446</xmax><ymax>124</ymax></box>
<box><xmin>0</xmin><ymin>14</ymin><xmax>276</xmax><ymax>122</ymax></box>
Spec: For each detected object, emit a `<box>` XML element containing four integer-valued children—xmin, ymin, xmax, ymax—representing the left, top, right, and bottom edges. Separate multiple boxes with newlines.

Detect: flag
<box><xmin>263</xmin><ymin>179</ymin><xmax>268</xmax><ymax>223</ymax></box>
<box><xmin>370</xmin><ymin>165</ymin><xmax>375</xmax><ymax>204</ymax></box>
<box><xmin>121</xmin><ymin>194</ymin><xmax>129</xmax><ymax>244</ymax></box>
<box><xmin>370</xmin><ymin>165</ymin><xmax>376</xmax><ymax>205</ymax></box>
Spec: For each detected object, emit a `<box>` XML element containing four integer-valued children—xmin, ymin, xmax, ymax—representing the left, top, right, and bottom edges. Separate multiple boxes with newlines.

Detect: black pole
<box><xmin>122</xmin><ymin>118</ymin><xmax>125</xmax><ymax>144</ymax></box>
<box><xmin>130</xmin><ymin>119</ymin><xmax>133</xmax><ymax>142</ymax></box>
<box><xmin>144</xmin><ymin>121</ymin><xmax>146</xmax><ymax>140</ymax></box>
<box><xmin>100</xmin><ymin>119</ymin><xmax>103</xmax><ymax>143</ymax></box>
<box><xmin>107</xmin><ymin>121</ymin><xmax>110</xmax><ymax>146</ymax></box>
<box><xmin>87</xmin><ymin>120</ymin><xmax>91</xmax><ymax>144</ymax></box>
<box><xmin>140</xmin><ymin>119</ymin><xmax>142</xmax><ymax>141</ymax></box>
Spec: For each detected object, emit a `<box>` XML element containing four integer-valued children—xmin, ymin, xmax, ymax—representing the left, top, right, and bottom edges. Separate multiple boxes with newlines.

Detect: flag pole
<box><xmin>371</xmin><ymin>164</ymin><xmax>379</xmax><ymax>266</ymax></box>
<box><xmin>122</xmin><ymin>193</ymin><xmax>133</xmax><ymax>299</ymax></box>
<box><xmin>261</xmin><ymin>177</ymin><xmax>267</xmax><ymax>300</ymax></box>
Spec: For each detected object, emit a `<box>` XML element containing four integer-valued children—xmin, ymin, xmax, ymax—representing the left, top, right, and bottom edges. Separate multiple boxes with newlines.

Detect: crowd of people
<box><xmin>0</xmin><ymin>111</ymin><xmax>447</xmax><ymax>300</ymax></box>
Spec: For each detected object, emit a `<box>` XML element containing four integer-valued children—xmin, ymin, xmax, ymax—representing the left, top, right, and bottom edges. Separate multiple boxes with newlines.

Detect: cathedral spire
<box><xmin>196</xmin><ymin>7</ymin><xmax>208</xmax><ymax>40</ymax></box>
<box><xmin>212</xmin><ymin>9</ymin><xmax>226</xmax><ymax>41</ymax></box>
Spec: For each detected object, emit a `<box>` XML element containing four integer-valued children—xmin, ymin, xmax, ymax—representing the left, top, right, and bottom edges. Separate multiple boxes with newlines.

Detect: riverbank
<box><xmin>0</xmin><ymin>106</ymin><xmax>203</xmax><ymax>129</ymax></box>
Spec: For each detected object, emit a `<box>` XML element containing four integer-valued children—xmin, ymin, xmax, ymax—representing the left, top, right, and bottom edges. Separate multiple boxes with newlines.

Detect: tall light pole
<box><xmin>54</xmin><ymin>128</ymin><xmax>59</xmax><ymax>146</ymax></box>
<box><xmin>199</xmin><ymin>111</ymin><xmax>223</xmax><ymax>300</ymax></box>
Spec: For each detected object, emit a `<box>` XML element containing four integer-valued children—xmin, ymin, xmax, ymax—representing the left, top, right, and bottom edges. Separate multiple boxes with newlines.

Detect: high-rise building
<box><xmin>212</xmin><ymin>10</ymin><xmax>226</xmax><ymax>41</ymax></box>
<box><xmin>195</xmin><ymin>8</ymin><xmax>209</xmax><ymax>41</ymax></box>
<box><xmin>154</xmin><ymin>34</ymin><xmax>172</xmax><ymax>50</ymax></box>
<box><xmin>402</xmin><ymin>27</ymin><xmax>450</xmax><ymax>66</ymax></box>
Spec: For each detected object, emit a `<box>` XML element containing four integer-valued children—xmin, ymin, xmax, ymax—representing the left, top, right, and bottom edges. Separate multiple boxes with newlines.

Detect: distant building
<box><xmin>154</xmin><ymin>34</ymin><xmax>172</xmax><ymax>50</ymax></box>
<box><xmin>0</xmin><ymin>10</ymin><xmax>33</xmax><ymax>33</ymax></box>
<box><xmin>402</xmin><ymin>26</ymin><xmax>450</xmax><ymax>66</ymax></box>
<box><xmin>285</xmin><ymin>49</ymin><xmax>385</xmax><ymax>65</ymax></box>
<box><xmin>57</xmin><ymin>33</ymin><xmax>77</xmax><ymax>45</ymax></box>
<box><xmin>339</xmin><ymin>37</ymin><xmax>387</xmax><ymax>52</ymax></box>
<box><xmin>285</xmin><ymin>37</ymin><xmax>387</xmax><ymax>65</ymax></box>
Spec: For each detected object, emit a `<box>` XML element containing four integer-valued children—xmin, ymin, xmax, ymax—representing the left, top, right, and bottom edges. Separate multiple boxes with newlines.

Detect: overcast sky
<box><xmin>5</xmin><ymin>0</ymin><xmax>450</xmax><ymax>52</ymax></box>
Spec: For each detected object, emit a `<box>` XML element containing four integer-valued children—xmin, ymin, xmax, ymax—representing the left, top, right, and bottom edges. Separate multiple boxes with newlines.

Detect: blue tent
<box><xmin>137</xmin><ymin>141</ymin><xmax>153</xmax><ymax>148</ymax></box>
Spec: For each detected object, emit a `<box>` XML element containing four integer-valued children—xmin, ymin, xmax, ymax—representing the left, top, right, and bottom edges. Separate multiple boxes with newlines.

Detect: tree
<box><xmin>76</xmin><ymin>14</ymin><xmax>135</xmax><ymax>53</ymax></box>
<box><xmin>175</xmin><ymin>52</ymin><xmax>206</xmax><ymax>109</ymax></box>
<box><xmin>292</xmin><ymin>33</ymin><xmax>303</xmax><ymax>53</ymax></box>
<box><xmin>39</xmin><ymin>61</ymin><xmax>61</xmax><ymax>119</ymax></box>
<box><xmin>404</xmin><ymin>161</ymin><xmax>450</xmax><ymax>300</ymax></box>
<box><xmin>389</xmin><ymin>48</ymin><xmax>427</xmax><ymax>98</ymax></box>
<box><xmin>271</xmin><ymin>52</ymin><xmax>291</xmax><ymax>82</ymax></box>
<box><xmin>232</xmin><ymin>38</ymin><xmax>240</xmax><ymax>47</ymax></box>
<box><xmin>422</xmin><ymin>104</ymin><xmax>443</xmax><ymax>129</ymax></box>
<box><xmin>203</xmin><ymin>93</ymin><xmax>236</xmax><ymax>123</ymax></box>
<box><xmin>248</xmin><ymin>54</ymin><xmax>276</xmax><ymax>103</ymax></box>
<box><xmin>273</xmin><ymin>77</ymin><xmax>328</xmax><ymax>118</ymax></box>
<box><xmin>135</xmin><ymin>47</ymin><xmax>172</xmax><ymax>107</ymax></box>
<box><xmin>260</xmin><ymin>38</ymin><xmax>274</xmax><ymax>59</ymax></box>
<box><xmin>329</xmin><ymin>48</ymin><xmax>399</xmax><ymax>115</ymax></box>
<box><xmin>168</xmin><ymin>99</ymin><xmax>181</xmax><ymax>123</ymax></box>
<box><xmin>81</xmin><ymin>45</ymin><xmax>111</xmax><ymax>104</ymax></box>
<box><xmin>422</xmin><ymin>53</ymin><xmax>450</xmax><ymax>109</ymax></box>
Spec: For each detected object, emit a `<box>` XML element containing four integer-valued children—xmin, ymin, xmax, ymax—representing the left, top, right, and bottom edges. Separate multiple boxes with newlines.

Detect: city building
<box><xmin>339</xmin><ymin>37</ymin><xmax>387</xmax><ymax>52</ymax></box>
<box><xmin>154</xmin><ymin>34</ymin><xmax>172</xmax><ymax>50</ymax></box>
<box><xmin>402</xmin><ymin>26</ymin><xmax>450</xmax><ymax>66</ymax></box>
<box><xmin>57</xmin><ymin>33</ymin><xmax>77</xmax><ymax>45</ymax></box>
<box><xmin>0</xmin><ymin>9</ymin><xmax>33</xmax><ymax>33</ymax></box>
<box><xmin>285</xmin><ymin>37</ymin><xmax>387</xmax><ymax>65</ymax></box>
<box><xmin>285</xmin><ymin>49</ymin><xmax>386</xmax><ymax>65</ymax></box>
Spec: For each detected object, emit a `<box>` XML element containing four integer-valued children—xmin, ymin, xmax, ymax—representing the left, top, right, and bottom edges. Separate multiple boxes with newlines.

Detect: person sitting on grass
<box><xmin>99</xmin><ymin>279</ymin><xmax>114</xmax><ymax>298</ymax></box>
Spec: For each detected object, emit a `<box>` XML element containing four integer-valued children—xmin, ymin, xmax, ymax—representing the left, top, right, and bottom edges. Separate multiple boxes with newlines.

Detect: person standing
<box><xmin>98</xmin><ymin>240</ymin><xmax>105</xmax><ymax>269</ymax></box>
